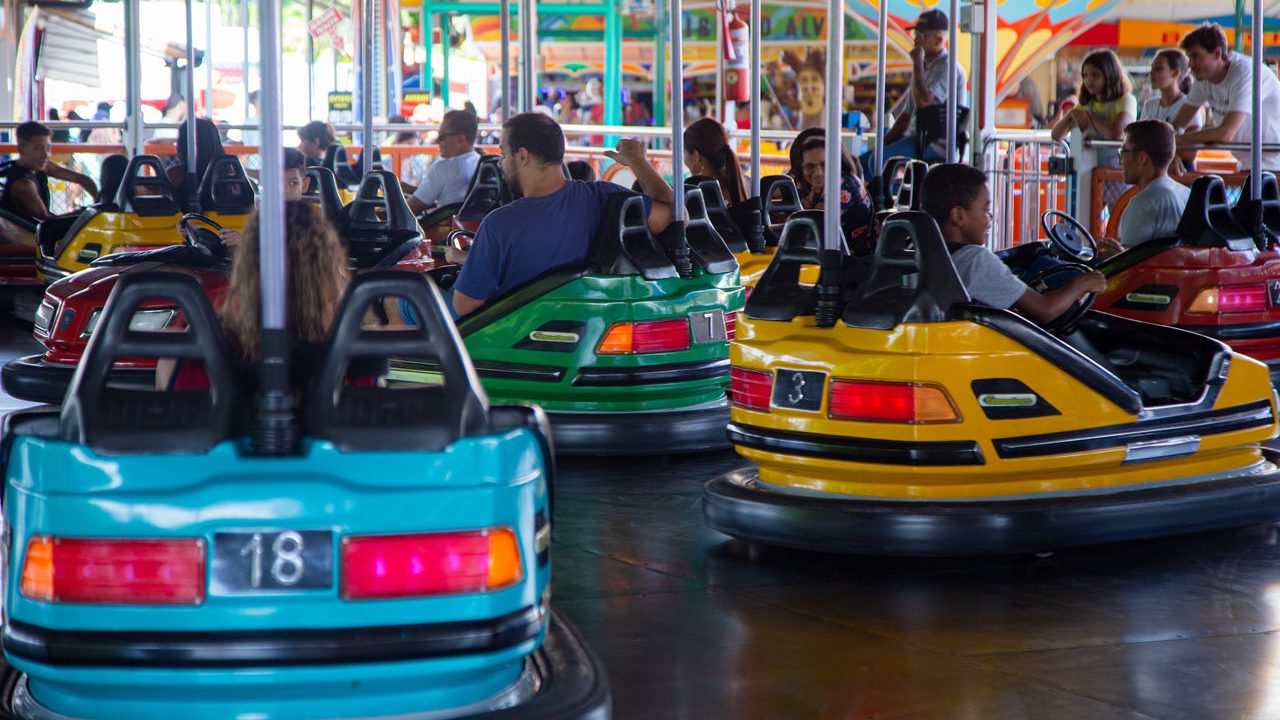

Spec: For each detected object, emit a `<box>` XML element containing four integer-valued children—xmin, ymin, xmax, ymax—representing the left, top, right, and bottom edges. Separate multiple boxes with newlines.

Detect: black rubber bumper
<box><xmin>480</xmin><ymin>611</ymin><xmax>611</xmax><ymax>720</ymax></box>
<box><xmin>547</xmin><ymin>400</ymin><xmax>731</xmax><ymax>456</ymax></box>
<box><xmin>2</xmin><ymin>354</ymin><xmax>153</xmax><ymax>404</ymax></box>
<box><xmin>703</xmin><ymin>453</ymin><xmax>1280</xmax><ymax>556</ymax></box>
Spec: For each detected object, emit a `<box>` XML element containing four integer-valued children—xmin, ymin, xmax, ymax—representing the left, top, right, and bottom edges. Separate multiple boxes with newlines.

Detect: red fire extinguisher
<box><xmin>723</xmin><ymin>6</ymin><xmax>749</xmax><ymax>103</ymax></box>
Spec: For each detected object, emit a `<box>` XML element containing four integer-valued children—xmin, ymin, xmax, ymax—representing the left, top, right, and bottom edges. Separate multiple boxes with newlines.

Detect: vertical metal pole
<box><xmin>714</xmin><ymin>0</ymin><xmax>723</xmax><ymax>120</ymax></box>
<box><xmin>654</xmin><ymin>0</ymin><xmax>666</xmax><ymax>128</ymax></box>
<box><xmin>440</xmin><ymin>14</ymin><xmax>451</xmax><ymax>106</ymax></box>
<box><xmin>946</xmin><ymin>0</ymin><xmax>958</xmax><ymax>162</ymax></box>
<box><xmin>518</xmin><ymin>0</ymin><xmax>534</xmax><ymax>111</ymax></box>
<box><xmin>125</xmin><ymin>0</ymin><xmax>144</xmax><ymax>155</ymax></box>
<box><xmin>242</xmin><ymin>0</ymin><xmax>251</xmax><ymax>125</ymax></box>
<box><xmin>980</xmin><ymin>0</ymin><xmax>996</xmax><ymax>163</ymax></box>
<box><xmin>185</xmin><ymin>0</ymin><xmax>199</xmax><ymax>202</ymax></box>
<box><xmin>390</xmin><ymin>0</ymin><xmax>403</xmax><ymax>114</ymax></box>
<box><xmin>307</xmin><ymin>0</ymin><xmax>316</xmax><ymax>117</ymax></box>
<box><xmin>823</xmin><ymin>0</ymin><xmax>841</xmax><ymax>249</ymax></box>
<box><xmin>500</xmin><ymin>0</ymin><xmax>511</xmax><ymax>121</ymax></box>
<box><xmin>1251</xmin><ymin>0</ymin><xmax>1262</xmax><ymax>197</ymax></box>
<box><xmin>749</xmin><ymin>0</ymin><xmax>760</xmax><ymax>196</ymax></box>
<box><xmin>671</xmin><ymin>0</ymin><xmax>684</xmax><ymax>222</ymax></box>
<box><xmin>363</xmin><ymin>0</ymin><xmax>376</xmax><ymax>171</ymax></box>
<box><xmin>605</xmin><ymin>0</ymin><xmax>622</xmax><ymax>126</ymax></box>
<box><xmin>206</xmin><ymin>0</ymin><xmax>215</xmax><ymax>118</ymax></box>
<box><xmin>873</xmin><ymin>0</ymin><xmax>886</xmax><ymax>175</ymax></box>
<box><xmin>419</xmin><ymin>6</ymin><xmax>428</xmax><ymax>91</ymax></box>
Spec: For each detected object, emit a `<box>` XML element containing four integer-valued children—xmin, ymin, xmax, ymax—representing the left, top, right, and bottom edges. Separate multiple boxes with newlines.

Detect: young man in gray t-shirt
<box><xmin>1103</xmin><ymin>119</ymin><xmax>1191</xmax><ymax>255</ymax></box>
<box><xmin>920</xmin><ymin>164</ymin><xmax>1105</xmax><ymax>323</ymax></box>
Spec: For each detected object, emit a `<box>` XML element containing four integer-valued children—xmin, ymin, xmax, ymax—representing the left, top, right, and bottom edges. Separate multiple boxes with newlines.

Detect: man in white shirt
<box><xmin>1173</xmin><ymin>23</ymin><xmax>1280</xmax><ymax>171</ymax></box>
<box><xmin>408</xmin><ymin>110</ymin><xmax>482</xmax><ymax>214</ymax></box>
<box><xmin>1101</xmin><ymin>120</ymin><xmax>1192</xmax><ymax>256</ymax></box>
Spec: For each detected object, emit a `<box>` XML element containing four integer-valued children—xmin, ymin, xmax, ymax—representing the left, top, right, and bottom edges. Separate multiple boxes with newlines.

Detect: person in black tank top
<box><xmin>0</xmin><ymin>121</ymin><xmax>99</xmax><ymax>224</ymax></box>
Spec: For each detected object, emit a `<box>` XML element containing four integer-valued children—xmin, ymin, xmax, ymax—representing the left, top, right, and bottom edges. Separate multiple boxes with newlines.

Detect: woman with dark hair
<box><xmin>1140</xmin><ymin>48</ymin><xmax>1201</xmax><ymax>135</ymax></box>
<box><xmin>1051</xmin><ymin>49</ymin><xmax>1135</xmax><ymax>162</ymax></box>
<box><xmin>167</xmin><ymin>118</ymin><xmax>227</xmax><ymax>189</ymax></box>
<box><xmin>792</xmin><ymin>132</ymin><xmax>875</xmax><ymax>254</ymax></box>
<box><xmin>682</xmin><ymin>117</ymin><xmax>748</xmax><ymax>206</ymax></box>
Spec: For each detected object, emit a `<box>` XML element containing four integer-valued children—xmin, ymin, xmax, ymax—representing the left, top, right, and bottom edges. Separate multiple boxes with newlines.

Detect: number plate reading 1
<box><xmin>211</xmin><ymin>531</ymin><xmax>333</xmax><ymax>594</ymax></box>
<box><xmin>690</xmin><ymin>309</ymin><xmax>727</xmax><ymax>343</ymax></box>
<box><xmin>771</xmin><ymin>369</ymin><xmax>826</xmax><ymax>412</ymax></box>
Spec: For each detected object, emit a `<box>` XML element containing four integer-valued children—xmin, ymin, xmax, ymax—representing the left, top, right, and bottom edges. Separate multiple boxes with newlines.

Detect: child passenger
<box><xmin>919</xmin><ymin>164</ymin><xmax>1106</xmax><ymax>325</ymax></box>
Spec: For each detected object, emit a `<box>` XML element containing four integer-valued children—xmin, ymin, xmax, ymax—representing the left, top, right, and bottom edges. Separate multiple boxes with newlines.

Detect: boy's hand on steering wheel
<box><xmin>1072</xmin><ymin>270</ymin><xmax>1107</xmax><ymax>294</ymax></box>
<box><xmin>218</xmin><ymin>228</ymin><xmax>243</xmax><ymax>250</ymax></box>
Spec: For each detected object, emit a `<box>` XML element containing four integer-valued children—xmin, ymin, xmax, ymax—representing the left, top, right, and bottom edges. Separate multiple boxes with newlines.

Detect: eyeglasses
<box><xmin>1118</xmin><ymin>147</ymin><xmax>1139</xmax><ymax>156</ymax></box>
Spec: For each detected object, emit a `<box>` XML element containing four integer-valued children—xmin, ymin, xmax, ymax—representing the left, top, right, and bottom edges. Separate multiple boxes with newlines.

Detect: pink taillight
<box><xmin>730</xmin><ymin>367</ymin><xmax>773</xmax><ymax>412</ymax></box>
<box><xmin>1218</xmin><ymin>285</ymin><xmax>1269</xmax><ymax>313</ymax></box>
<box><xmin>725</xmin><ymin>313</ymin><xmax>737</xmax><ymax>341</ymax></box>
<box><xmin>21</xmin><ymin>536</ymin><xmax>205</xmax><ymax>605</ymax></box>
<box><xmin>341</xmin><ymin>529</ymin><xmax>522</xmax><ymax>600</ymax></box>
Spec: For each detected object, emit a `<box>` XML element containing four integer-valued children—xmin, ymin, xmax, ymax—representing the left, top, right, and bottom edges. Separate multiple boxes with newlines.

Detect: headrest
<box><xmin>197</xmin><ymin>156</ymin><xmax>256</xmax><ymax>215</ymax></box>
<box><xmin>681</xmin><ymin>185</ymin><xmax>738</xmax><ymax>274</ymax></box>
<box><xmin>1175</xmin><ymin>175</ymin><xmax>1254</xmax><ymax>250</ymax></box>
<box><xmin>457</xmin><ymin>155</ymin><xmax>511</xmax><ymax>222</ymax></box>
<box><xmin>337</xmin><ymin>170</ymin><xmax>420</xmax><ymax>236</ymax></box>
<box><xmin>588</xmin><ymin>192</ymin><xmax>678</xmax><ymax>280</ymax></box>
<box><xmin>878</xmin><ymin>156</ymin><xmax>914</xmax><ymax>209</ymax></box>
<box><xmin>60</xmin><ymin>272</ymin><xmax>238</xmax><ymax>454</ymax></box>
<box><xmin>745</xmin><ymin>210</ymin><xmax>830</xmax><ymax>321</ymax></box>
<box><xmin>323</xmin><ymin>143</ymin><xmax>364</xmax><ymax>188</ymax></box>
<box><xmin>304</xmin><ymin>166</ymin><xmax>343</xmax><ymax>221</ymax></box>
<box><xmin>304</xmin><ymin>271</ymin><xmax>488</xmax><ymax>451</ymax></box>
<box><xmin>115</xmin><ymin>155</ymin><xmax>181</xmax><ymax>216</ymax></box>
<box><xmin>895</xmin><ymin>160</ymin><xmax>929</xmax><ymax>211</ymax></box>
<box><xmin>686</xmin><ymin>175</ymin><xmax>748</xmax><ymax>253</ymax></box>
<box><xmin>1234</xmin><ymin>171</ymin><xmax>1280</xmax><ymax>248</ymax></box>
<box><xmin>760</xmin><ymin>175</ymin><xmax>804</xmax><ymax>247</ymax></box>
<box><xmin>844</xmin><ymin>210</ymin><xmax>970</xmax><ymax>330</ymax></box>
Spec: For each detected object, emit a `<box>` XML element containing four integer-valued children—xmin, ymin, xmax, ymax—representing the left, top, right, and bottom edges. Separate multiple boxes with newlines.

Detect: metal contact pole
<box><xmin>518</xmin><ymin>0</ymin><xmax>534</xmax><ymax>112</ymax></box>
<box><xmin>363</xmin><ymin>0</ymin><xmax>375</xmax><ymax>172</ymax></box>
<box><xmin>125</xmin><ymin>0</ymin><xmax>143</xmax><ymax>154</ymax></box>
<box><xmin>389</xmin><ymin>0</ymin><xmax>403</xmax><ymax>114</ymax></box>
<box><xmin>1251</xmin><ymin>0</ymin><xmax>1262</xmax><ymax>199</ymax></box>
<box><xmin>749</xmin><ymin>0</ymin><xmax>760</xmax><ymax>196</ymax></box>
<box><xmin>500</xmin><ymin>0</ymin><xmax>511</xmax><ymax>121</ymax></box>
<box><xmin>206</xmin><ymin>0</ymin><xmax>215</xmax><ymax>119</ymax></box>
<box><xmin>946</xmin><ymin>0</ymin><xmax>958</xmax><ymax>161</ymax></box>
<box><xmin>823</xmin><ymin>0</ymin><xmax>841</xmax><ymax>248</ymax></box>
<box><xmin>307</xmin><ymin>0</ymin><xmax>315</xmax><ymax>117</ymax></box>
<box><xmin>873</xmin><ymin>0</ymin><xmax>886</xmax><ymax>174</ymax></box>
<box><xmin>185</xmin><ymin>0</ymin><xmax>199</xmax><ymax>207</ymax></box>
<box><xmin>670</xmin><ymin>0</ymin><xmax>683</xmax><ymax>221</ymax></box>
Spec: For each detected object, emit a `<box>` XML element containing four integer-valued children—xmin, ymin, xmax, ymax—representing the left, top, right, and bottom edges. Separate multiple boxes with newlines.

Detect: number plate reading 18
<box><xmin>211</xmin><ymin>531</ymin><xmax>333</xmax><ymax>594</ymax></box>
<box><xmin>690</xmin><ymin>309</ymin><xmax>727</xmax><ymax>343</ymax></box>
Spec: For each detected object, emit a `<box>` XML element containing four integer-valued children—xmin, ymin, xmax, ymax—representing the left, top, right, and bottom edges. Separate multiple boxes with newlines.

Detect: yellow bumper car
<box><xmin>704</xmin><ymin>211</ymin><xmax>1280</xmax><ymax>555</ymax></box>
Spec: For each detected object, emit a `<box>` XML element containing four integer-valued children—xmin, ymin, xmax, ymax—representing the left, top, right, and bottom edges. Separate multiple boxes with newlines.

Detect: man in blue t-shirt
<box><xmin>452</xmin><ymin>112</ymin><xmax>674</xmax><ymax>317</ymax></box>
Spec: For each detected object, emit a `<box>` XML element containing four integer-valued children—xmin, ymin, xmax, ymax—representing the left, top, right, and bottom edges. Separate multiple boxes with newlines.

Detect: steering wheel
<box><xmin>1025</xmin><ymin>262</ymin><xmax>1096</xmax><ymax>335</ymax></box>
<box><xmin>1041</xmin><ymin>210</ymin><xmax>1097</xmax><ymax>264</ymax></box>
<box><xmin>446</xmin><ymin>229</ymin><xmax>474</xmax><ymax>253</ymax></box>
<box><xmin>179</xmin><ymin>213</ymin><xmax>227</xmax><ymax>259</ymax></box>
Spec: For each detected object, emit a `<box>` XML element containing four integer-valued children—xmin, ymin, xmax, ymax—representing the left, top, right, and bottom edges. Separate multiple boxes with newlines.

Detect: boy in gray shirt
<box><xmin>920</xmin><ymin>164</ymin><xmax>1106</xmax><ymax>324</ymax></box>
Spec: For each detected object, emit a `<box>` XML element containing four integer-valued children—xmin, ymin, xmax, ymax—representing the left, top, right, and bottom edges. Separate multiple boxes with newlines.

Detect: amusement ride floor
<box><xmin>2</xmin><ymin>313</ymin><xmax>1278</xmax><ymax>719</ymax></box>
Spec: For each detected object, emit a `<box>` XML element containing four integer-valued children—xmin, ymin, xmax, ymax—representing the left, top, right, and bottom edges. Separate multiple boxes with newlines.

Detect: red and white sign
<box><xmin>308</xmin><ymin>7</ymin><xmax>343</xmax><ymax>39</ymax></box>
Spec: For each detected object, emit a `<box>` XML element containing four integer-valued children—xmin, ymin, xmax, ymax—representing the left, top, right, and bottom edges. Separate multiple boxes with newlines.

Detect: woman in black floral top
<box><xmin>789</xmin><ymin>132</ymin><xmax>875</xmax><ymax>255</ymax></box>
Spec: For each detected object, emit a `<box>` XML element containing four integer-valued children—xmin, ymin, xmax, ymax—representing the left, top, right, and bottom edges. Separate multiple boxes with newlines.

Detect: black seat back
<box><xmin>1234</xmin><ymin>172</ymin><xmax>1280</xmax><ymax>248</ymax></box>
<box><xmin>323</xmin><ymin>143</ymin><xmax>372</xmax><ymax>188</ymax></box>
<box><xmin>681</xmin><ymin>185</ymin><xmax>739</xmax><ymax>275</ymax></box>
<box><xmin>304</xmin><ymin>166</ymin><xmax>344</xmax><ymax>221</ymax></box>
<box><xmin>877</xmin><ymin>156</ymin><xmax>913</xmax><ymax>210</ymax></box>
<box><xmin>197</xmin><ymin>156</ymin><xmax>256</xmax><ymax>215</ymax></box>
<box><xmin>456</xmin><ymin>155</ymin><xmax>511</xmax><ymax>222</ymax></box>
<box><xmin>917</xmin><ymin>104</ymin><xmax>971</xmax><ymax>159</ymax></box>
<box><xmin>687</xmin><ymin>176</ymin><xmax>749</xmax><ymax>253</ymax></box>
<box><xmin>895</xmin><ymin>160</ymin><xmax>929</xmax><ymax>211</ymax></box>
<box><xmin>588</xmin><ymin>192</ymin><xmax>678</xmax><ymax>280</ymax></box>
<box><xmin>98</xmin><ymin>154</ymin><xmax>129</xmax><ymax>212</ymax></box>
<box><xmin>844</xmin><ymin>210</ymin><xmax>970</xmax><ymax>329</ymax></box>
<box><xmin>115</xmin><ymin>155</ymin><xmax>181</xmax><ymax>216</ymax></box>
<box><xmin>760</xmin><ymin>175</ymin><xmax>804</xmax><ymax>247</ymax></box>
<box><xmin>60</xmin><ymin>272</ymin><xmax>237</xmax><ymax>454</ymax></box>
<box><xmin>745</xmin><ymin>210</ymin><xmax>828</xmax><ymax>321</ymax></box>
<box><xmin>1176</xmin><ymin>175</ymin><xmax>1255</xmax><ymax>250</ymax></box>
<box><xmin>304</xmin><ymin>271</ymin><xmax>488</xmax><ymax>451</ymax></box>
<box><xmin>335</xmin><ymin>170</ymin><xmax>424</xmax><ymax>268</ymax></box>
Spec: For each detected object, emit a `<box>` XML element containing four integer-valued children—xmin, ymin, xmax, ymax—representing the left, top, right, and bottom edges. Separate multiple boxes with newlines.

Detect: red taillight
<box><xmin>341</xmin><ymin>528</ymin><xmax>523</xmax><ymax>600</ymax></box>
<box><xmin>828</xmin><ymin>380</ymin><xmax>959</xmax><ymax>424</ymax></box>
<box><xmin>731</xmin><ymin>367</ymin><xmax>773</xmax><ymax>412</ymax></box>
<box><xmin>725</xmin><ymin>313</ymin><xmax>737</xmax><ymax>341</ymax></box>
<box><xmin>20</xmin><ymin>536</ymin><xmax>205</xmax><ymax>605</ymax></box>
<box><xmin>597</xmin><ymin>319</ymin><xmax>691</xmax><ymax>354</ymax></box>
<box><xmin>1188</xmin><ymin>285</ymin><xmax>1269</xmax><ymax>313</ymax></box>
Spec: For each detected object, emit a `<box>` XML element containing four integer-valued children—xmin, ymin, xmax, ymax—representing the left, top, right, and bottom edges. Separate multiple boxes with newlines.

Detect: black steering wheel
<box><xmin>1025</xmin><ymin>262</ymin><xmax>1096</xmax><ymax>335</ymax></box>
<box><xmin>1041</xmin><ymin>210</ymin><xmax>1097</xmax><ymax>264</ymax></box>
<box><xmin>179</xmin><ymin>213</ymin><xmax>227</xmax><ymax>259</ymax></box>
<box><xmin>446</xmin><ymin>229</ymin><xmax>474</xmax><ymax>253</ymax></box>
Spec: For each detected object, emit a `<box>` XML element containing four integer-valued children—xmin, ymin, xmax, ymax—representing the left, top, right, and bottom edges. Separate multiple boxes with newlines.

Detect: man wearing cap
<box><xmin>407</xmin><ymin>109</ymin><xmax>482</xmax><ymax>214</ymax></box>
<box><xmin>861</xmin><ymin>9</ymin><xmax>967</xmax><ymax>176</ymax></box>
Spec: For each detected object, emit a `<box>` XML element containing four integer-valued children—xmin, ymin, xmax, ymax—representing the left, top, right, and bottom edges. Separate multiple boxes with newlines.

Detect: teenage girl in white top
<box><xmin>1140</xmin><ymin>48</ymin><xmax>1202</xmax><ymax>133</ymax></box>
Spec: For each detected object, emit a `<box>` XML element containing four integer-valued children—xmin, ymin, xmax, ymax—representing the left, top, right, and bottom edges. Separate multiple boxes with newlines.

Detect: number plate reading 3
<box><xmin>690</xmin><ymin>309</ymin><xmax>727</xmax><ymax>343</ymax></box>
<box><xmin>211</xmin><ymin>531</ymin><xmax>333</xmax><ymax>594</ymax></box>
<box><xmin>772</xmin><ymin>369</ymin><xmax>826</xmax><ymax>412</ymax></box>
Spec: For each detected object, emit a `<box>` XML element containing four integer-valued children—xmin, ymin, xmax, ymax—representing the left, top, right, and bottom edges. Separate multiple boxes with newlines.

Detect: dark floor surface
<box><xmin>6</xmin><ymin>305</ymin><xmax>1280</xmax><ymax>719</ymax></box>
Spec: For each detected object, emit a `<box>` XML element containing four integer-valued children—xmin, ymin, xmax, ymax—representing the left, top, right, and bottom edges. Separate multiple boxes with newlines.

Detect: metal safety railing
<box><xmin>981</xmin><ymin>130</ymin><xmax>1073</xmax><ymax>251</ymax></box>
